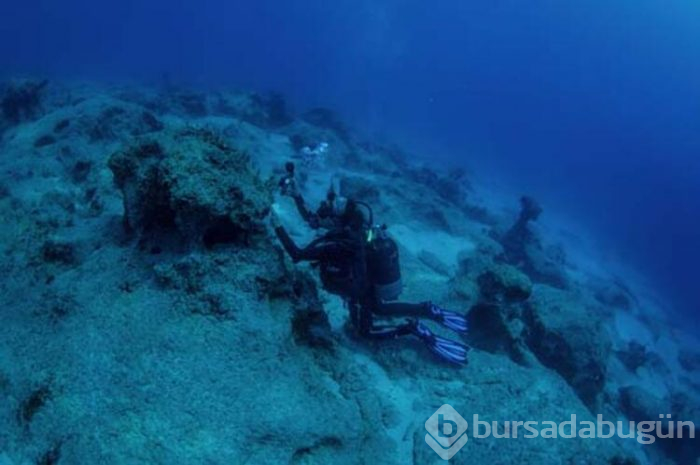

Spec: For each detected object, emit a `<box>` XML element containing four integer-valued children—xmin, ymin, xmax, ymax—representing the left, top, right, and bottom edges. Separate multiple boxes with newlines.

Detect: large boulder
<box><xmin>477</xmin><ymin>263</ymin><xmax>532</xmax><ymax>303</ymax></box>
<box><xmin>456</xmin><ymin>253</ymin><xmax>533</xmax><ymax>364</ymax></box>
<box><xmin>499</xmin><ymin>196</ymin><xmax>569</xmax><ymax>288</ymax></box>
<box><xmin>523</xmin><ymin>285</ymin><xmax>612</xmax><ymax>410</ymax></box>
<box><xmin>108</xmin><ymin>127</ymin><xmax>273</xmax><ymax>247</ymax></box>
<box><xmin>467</xmin><ymin>302</ymin><xmax>530</xmax><ymax>364</ymax></box>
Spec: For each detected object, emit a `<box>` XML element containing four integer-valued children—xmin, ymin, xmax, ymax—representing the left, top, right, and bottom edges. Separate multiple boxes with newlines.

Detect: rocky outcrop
<box><xmin>523</xmin><ymin>285</ymin><xmax>612</xmax><ymax>410</ymax></box>
<box><xmin>1</xmin><ymin>79</ymin><xmax>48</xmax><ymax>124</ymax></box>
<box><xmin>108</xmin><ymin>127</ymin><xmax>273</xmax><ymax>247</ymax></box>
<box><xmin>477</xmin><ymin>263</ymin><xmax>533</xmax><ymax>303</ymax></box>
<box><xmin>455</xmin><ymin>250</ymin><xmax>533</xmax><ymax>363</ymax></box>
<box><xmin>499</xmin><ymin>196</ymin><xmax>569</xmax><ymax>288</ymax></box>
<box><xmin>467</xmin><ymin>302</ymin><xmax>530</xmax><ymax>364</ymax></box>
<box><xmin>501</xmin><ymin>196</ymin><xmax>542</xmax><ymax>258</ymax></box>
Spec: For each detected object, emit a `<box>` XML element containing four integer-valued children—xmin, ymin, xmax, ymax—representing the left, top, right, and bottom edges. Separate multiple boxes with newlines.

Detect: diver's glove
<box><xmin>409</xmin><ymin>319</ymin><xmax>470</xmax><ymax>365</ymax></box>
<box><xmin>427</xmin><ymin>303</ymin><xmax>468</xmax><ymax>334</ymax></box>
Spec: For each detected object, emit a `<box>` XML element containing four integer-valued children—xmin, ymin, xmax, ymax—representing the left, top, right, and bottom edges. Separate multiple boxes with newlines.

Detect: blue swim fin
<box><xmin>411</xmin><ymin>320</ymin><xmax>470</xmax><ymax>365</ymax></box>
<box><xmin>428</xmin><ymin>303</ymin><xmax>469</xmax><ymax>334</ymax></box>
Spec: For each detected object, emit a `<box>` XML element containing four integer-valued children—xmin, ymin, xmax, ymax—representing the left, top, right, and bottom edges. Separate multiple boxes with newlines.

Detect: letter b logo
<box><xmin>438</xmin><ymin>414</ymin><xmax>458</xmax><ymax>438</ymax></box>
<box><xmin>425</xmin><ymin>404</ymin><xmax>468</xmax><ymax>460</ymax></box>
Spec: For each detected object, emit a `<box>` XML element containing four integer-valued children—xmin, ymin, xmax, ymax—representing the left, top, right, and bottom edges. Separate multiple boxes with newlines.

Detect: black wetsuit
<box><xmin>275</xmin><ymin>195</ymin><xmax>428</xmax><ymax>339</ymax></box>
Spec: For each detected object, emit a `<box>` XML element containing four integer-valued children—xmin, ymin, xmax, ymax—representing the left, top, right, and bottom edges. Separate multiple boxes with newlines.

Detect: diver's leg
<box><xmin>374</xmin><ymin>300</ymin><xmax>469</xmax><ymax>334</ymax></box>
<box><xmin>354</xmin><ymin>300</ymin><xmax>414</xmax><ymax>340</ymax></box>
<box><xmin>354</xmin><ymin>301</ymin><xmax>469</xmax><ymax>364</ymax></box>
<box><xmin>373</xmin><ymin>300</ymin><xmax>427</xmax><ymax>318</ymax></box>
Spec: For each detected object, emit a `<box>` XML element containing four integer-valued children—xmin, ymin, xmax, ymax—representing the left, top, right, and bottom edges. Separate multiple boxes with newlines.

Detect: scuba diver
<box><xmin>272</xmin><ymin>162</ymin><xmax>470</xmax><ymax>365</ymax></box>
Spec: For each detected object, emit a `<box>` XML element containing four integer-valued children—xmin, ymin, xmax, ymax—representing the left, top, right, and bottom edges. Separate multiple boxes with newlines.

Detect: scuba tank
<box><xmin>366</xmin><ymin>224</ymin><xmax>403</xmax><ymax>300</ymax></box>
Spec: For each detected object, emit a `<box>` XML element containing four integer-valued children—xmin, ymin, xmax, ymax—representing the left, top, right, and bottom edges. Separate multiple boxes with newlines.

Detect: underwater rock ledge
<box><xmin>0</xmin><ymin>79</ymin><xmax>696</xmax><ymax>465</ymax></box>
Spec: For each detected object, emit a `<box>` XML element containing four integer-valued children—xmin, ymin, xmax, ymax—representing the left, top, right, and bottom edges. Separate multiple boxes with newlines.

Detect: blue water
<box><xmin>3</xmin><ymin>0</ymin><xmax>699</xmax><ymax>325</ymax></box>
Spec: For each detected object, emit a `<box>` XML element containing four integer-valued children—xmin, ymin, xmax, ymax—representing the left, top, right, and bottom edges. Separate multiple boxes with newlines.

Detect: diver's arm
<box><xmin>274</xmin><ymin>225</ymin><xmax>339</xmax><ymax>262</ymax></box>
<box><xmin>274</xmin><ymin>225</ymin><xmax>304</xmax><ymax>262</ymax></box>
<box><xmin>291</xmin><ymin>194</ymin><xmax>320</xmax><ymax>229</ymax></box>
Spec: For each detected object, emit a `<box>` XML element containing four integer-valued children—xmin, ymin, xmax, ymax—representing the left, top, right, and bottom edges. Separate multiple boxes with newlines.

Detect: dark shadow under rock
<box><xmin>202</xmin><ymin>216</ymin><xmax>249</xmax><ymax>249</ymax></box>
<box><xmin>467</xmin><ymin>302</ymin><xmax>529</xmax><ymax>364</ymax></box>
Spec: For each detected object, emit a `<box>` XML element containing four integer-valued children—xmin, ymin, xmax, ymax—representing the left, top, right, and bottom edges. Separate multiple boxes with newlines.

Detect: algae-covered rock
<box><xmin>108</xmin><ymin>127</ymin><xmax>273</xmax><ymax>246</ymax></box>
<box><xmin>455</xmin><ymin>255</ymin><xmax>532</xmax><ymax>363</ymax></box>
<box><xmin>451</xmin><ymin>242</ymin><xmax>503</xmax><ymax>302</ymax></box>
<box><xmin>477</xmin><ymin>263</ymin><xmax>532</xmax><ymax>303</ymax></box>
<box><xmin>523</xmin><ymin>285</ymin><xmax>612</xmax><ymax>410</ymax></box>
